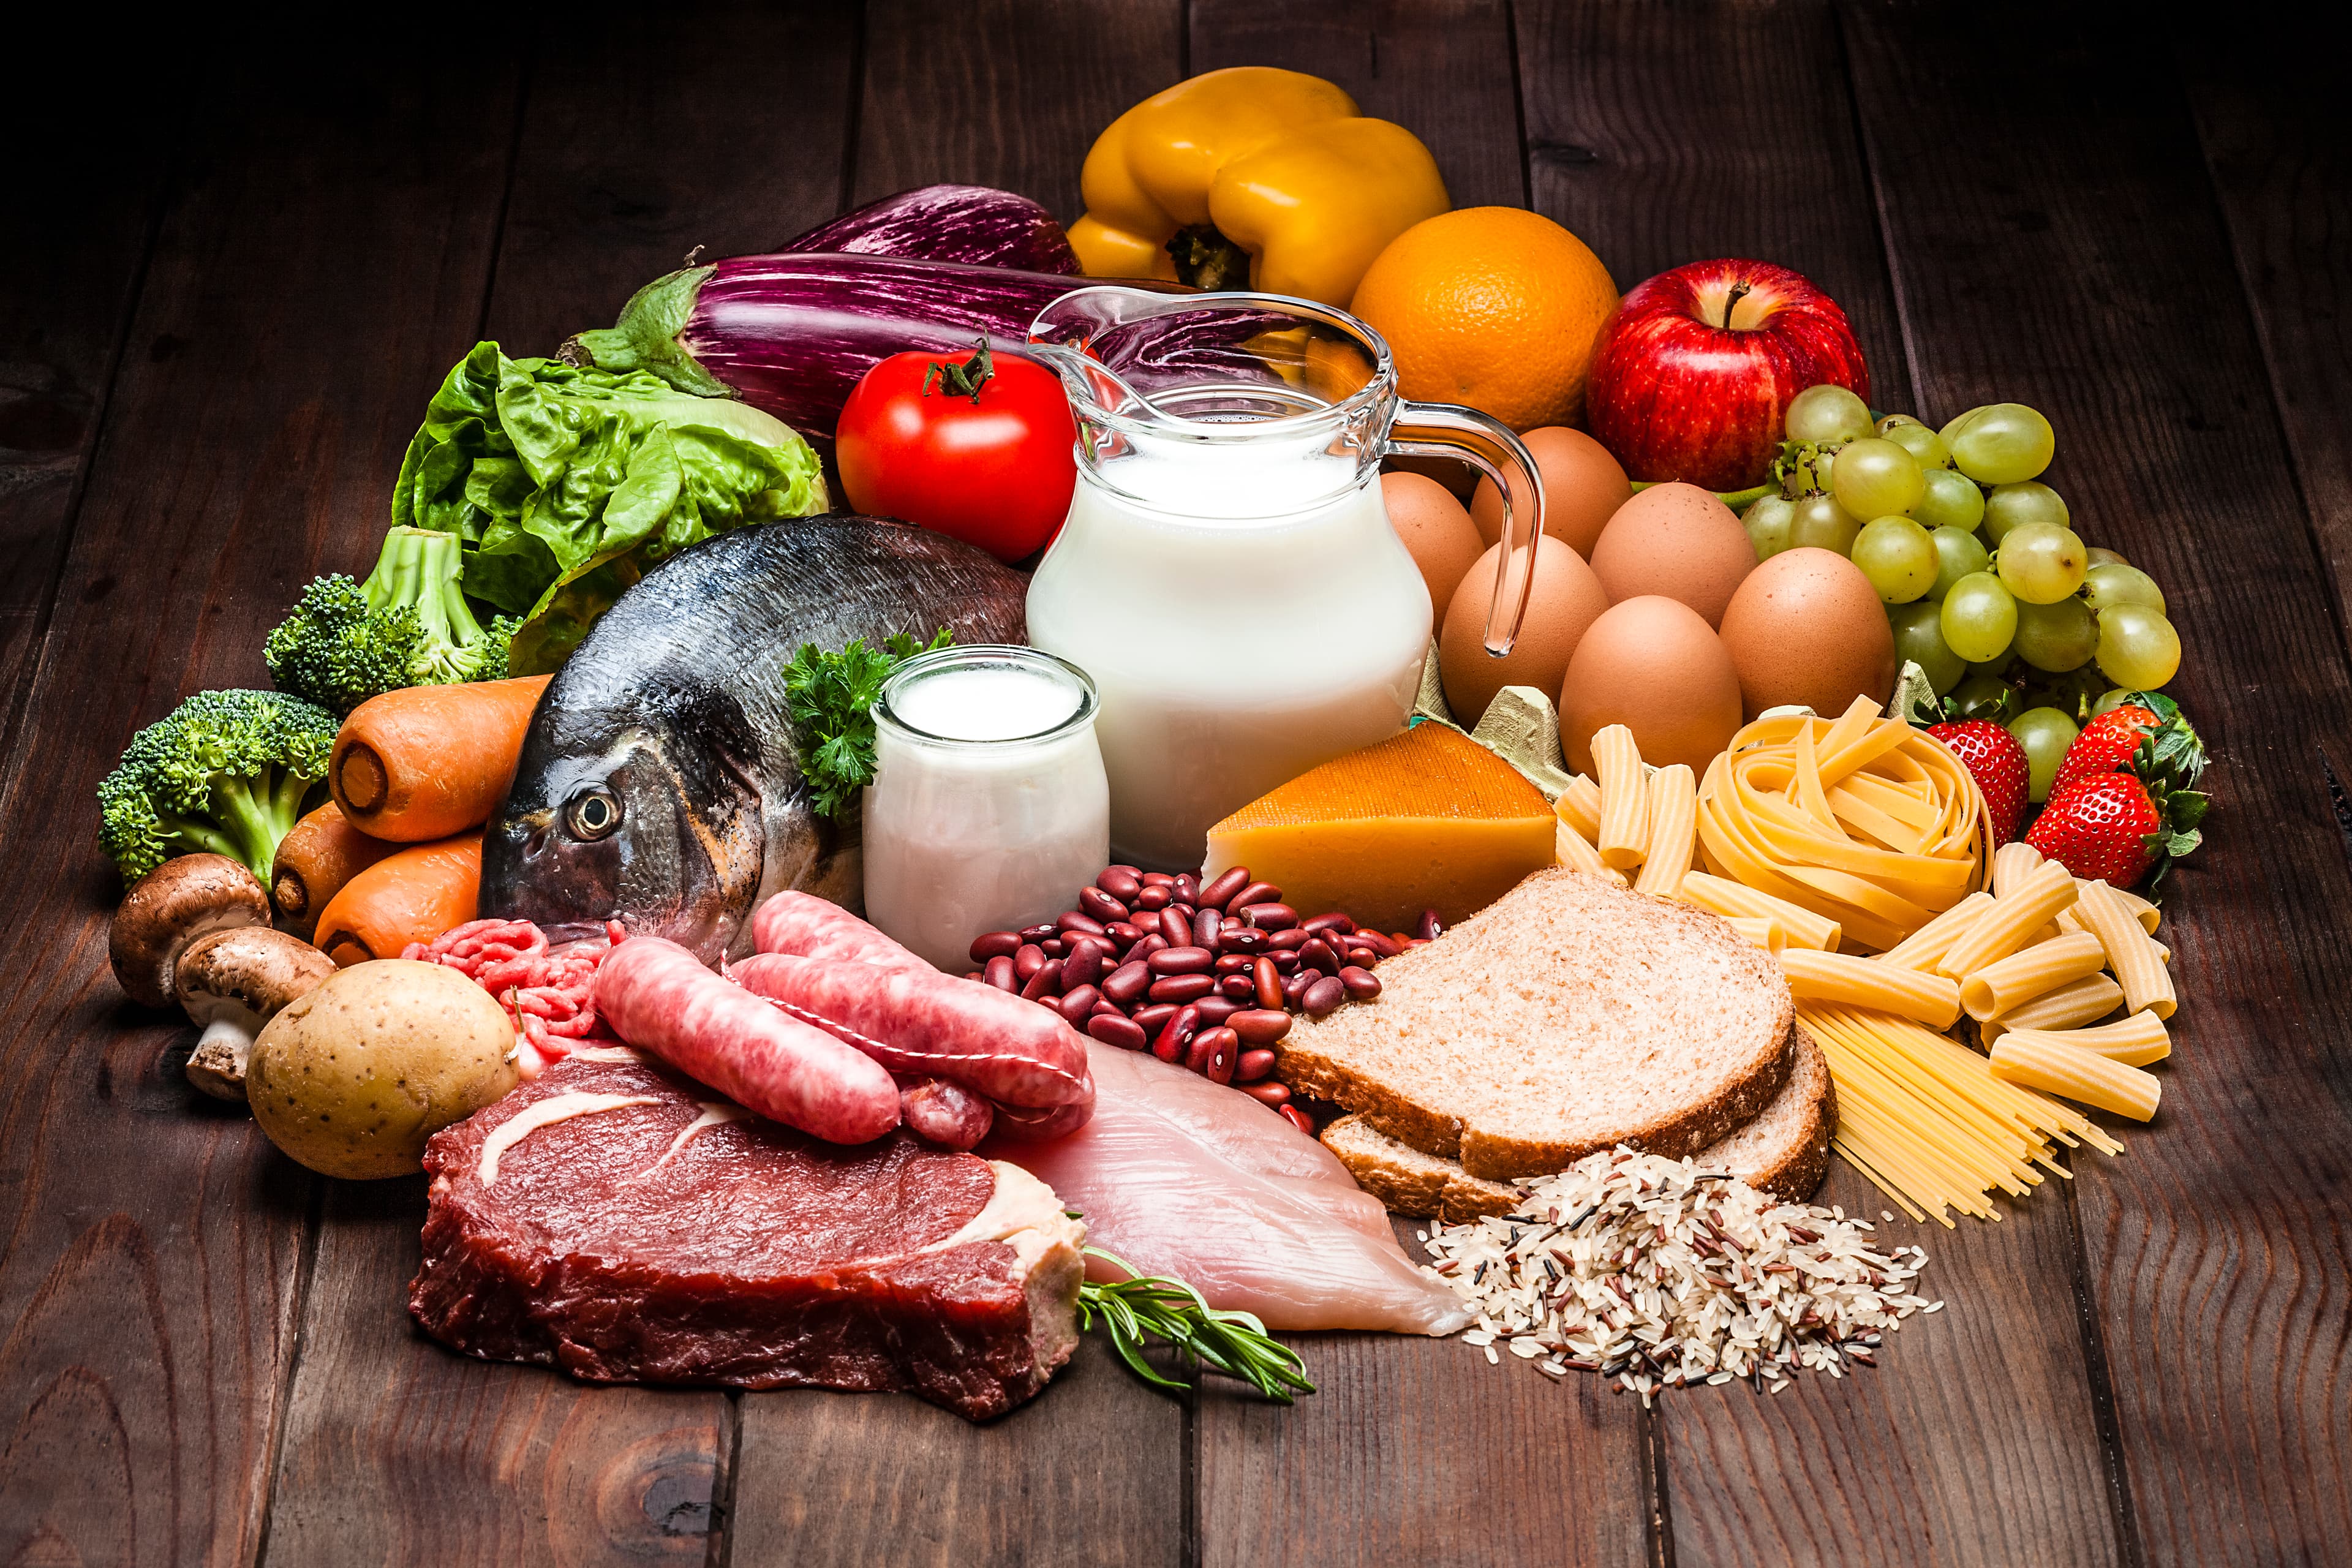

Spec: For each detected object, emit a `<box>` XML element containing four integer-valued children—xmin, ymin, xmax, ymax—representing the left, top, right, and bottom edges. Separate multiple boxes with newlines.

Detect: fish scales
<box><xmin>479</xmin><ymin>517</ymin><xmax>1028</xmax><ymax>962</ymax></box>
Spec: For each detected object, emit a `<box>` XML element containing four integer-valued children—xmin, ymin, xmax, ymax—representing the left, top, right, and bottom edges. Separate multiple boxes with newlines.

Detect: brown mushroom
<box><xmin>176</xmin><ymin>928</ymin><xmax>337</xmax><ymax>1101</ymax></box>
<box><xmin>109</xmin><ymin>854</ymin><xmax>271</xmax><ymax>1009</ymax></box>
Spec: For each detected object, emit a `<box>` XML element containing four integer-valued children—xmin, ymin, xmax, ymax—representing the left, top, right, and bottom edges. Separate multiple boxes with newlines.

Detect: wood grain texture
<box><xmin>2178</xmin><ymin>28</ymin><xmax>2352</xmax><ymax>656</ymax></box>
<box><xmin>484</xmin><ymin>2</ymin><xmax>862</xmax><ymax>356</ymax></box>
<box><xmin>1514</xmin><ymin>6</ymin><xmax>2119</xmax><ymax>1564</ymax></box>
<box><xmin>852</xmin><ymin>0</ymin><xmax>1183</xmax><ymax>219</ymax></box>
<box><xmin>1189</xmin><ymin>0</ymin><xmax>1527</xmax><ymax>211</ymax></box>
<box><xmin>1841</xmin><ymin>7</ymin><xmax>2352</xmax><ymax>1562</ymax></box>
<box><xmin>0</xmin><ymin>52</ymin><xmax>520</xmax><ymax>1568</ymax></box>
<box><xmin>259</xmin><ymin>15</ymin><xmax>864</xmax><ymax>1564</ymax></box>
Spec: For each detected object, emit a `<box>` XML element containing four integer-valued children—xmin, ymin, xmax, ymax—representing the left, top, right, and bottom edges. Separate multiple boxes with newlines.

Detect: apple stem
<box><xmin>1630</xmin><ymin>479</ymin><xmax>1774</xmax><ymax>510</ymax></box>
<box><xmin>1719</xmin><ymin>282</ymin><xmax>1752</xmax><ymax>328</ymax></box>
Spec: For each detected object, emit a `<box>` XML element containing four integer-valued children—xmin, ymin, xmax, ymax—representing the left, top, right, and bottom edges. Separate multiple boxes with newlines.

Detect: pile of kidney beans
<box><xmin>965</xmin><ymin>865</ymin><xmax>1441</xmax><ymax>1135</ymax></box>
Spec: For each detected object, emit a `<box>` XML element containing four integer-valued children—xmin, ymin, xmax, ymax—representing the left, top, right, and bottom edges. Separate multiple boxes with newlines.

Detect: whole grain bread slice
<box><xmin>1277</xmin><ymin>867</ymin><xmax>1795</xmax><ymax>1181</ymax></box>
<box><xmin>1324</xmin><ymin>1025</ymin><xmax>1836</xmax><ymax>1219</ymax></box>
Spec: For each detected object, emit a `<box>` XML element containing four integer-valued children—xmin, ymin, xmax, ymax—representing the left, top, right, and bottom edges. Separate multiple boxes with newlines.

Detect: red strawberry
<box><xmin>1926</xmin><ymin>720</ymin><xmax>2030</xmax><ymax>845</ymax></box>
<box><xmin>2049</xmin><ymin>690</ymin><xmax>2206</xmax><ymax>798</ymax></box>
<box><xmin>2025</xmin><ymin>771</ymin><xmax>2207</xmax><ymax>890</ymax></box>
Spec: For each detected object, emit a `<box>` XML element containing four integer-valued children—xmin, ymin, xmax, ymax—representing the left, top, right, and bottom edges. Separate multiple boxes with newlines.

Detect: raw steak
<box><xmin>409</xmin><ymin>1048</ymin><xmax>1085</xmax><ymax>1420</ymax></box>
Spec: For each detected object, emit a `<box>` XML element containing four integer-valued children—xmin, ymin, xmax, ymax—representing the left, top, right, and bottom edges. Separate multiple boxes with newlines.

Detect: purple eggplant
<box><xmin>782</xmin><ymin>184</ymin><xmax>1081</xmax><ymax>275</ymax></box>
<box><xmin>566</xmin><ymin>254</ymin><xmax>1178</xmax><ymax>453</ymax></box>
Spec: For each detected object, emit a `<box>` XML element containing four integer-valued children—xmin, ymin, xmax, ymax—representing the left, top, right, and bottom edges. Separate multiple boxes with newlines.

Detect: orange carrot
<box><xmin>330</xmin><ymin>676</ymin><xmax>550</xmax><ymax>842</ymax></box>
<box><xmin>312</xmin><ymin>833</ymin><xmax>481</xmax><ymax>968</ymax></box>
<box><xmin>271</xmin><ymin>801</ymin><xmax>400</xmax><ymax>939</ymax></box>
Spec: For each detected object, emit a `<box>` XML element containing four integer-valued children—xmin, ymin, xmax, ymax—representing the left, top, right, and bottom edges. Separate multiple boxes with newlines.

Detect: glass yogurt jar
<box><xmin>861</xmin><ymin>645</ymin><xmax>1109</xmax><ymax>971</ymax></box>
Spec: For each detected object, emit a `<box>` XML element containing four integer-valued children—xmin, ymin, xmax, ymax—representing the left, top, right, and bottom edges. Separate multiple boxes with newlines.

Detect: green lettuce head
<box><xmin>393</xmin><ymin>342</ymin><xmax>828</xmax><ymax>674</ymax></box>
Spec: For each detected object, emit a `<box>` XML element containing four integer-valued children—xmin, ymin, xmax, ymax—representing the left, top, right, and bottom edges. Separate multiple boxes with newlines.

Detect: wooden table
<box><xmin>4</xmin><ymin>6</ymin><xmax>2346</xmax><ymax>1564</ymax></box>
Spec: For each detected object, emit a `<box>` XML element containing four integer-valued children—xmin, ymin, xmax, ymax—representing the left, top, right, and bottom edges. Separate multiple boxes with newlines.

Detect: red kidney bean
<box><xmin>1345</xmin><ymin>946</ymin><xmax>1378</xmax><ymax>969</ymax></box>
<box><xmin>1298</xmin><ymin>938</ymin><xmax>1340</xmax><ymax>976</ymax></box>
<box><xmin>1152</xmin><ymin>1003</ymin><xmax>1200</xmax><ymax>1063</ymax></box>
<box><xmin>1093</xmin><ymin>998</ymin><xmax>1123</xmax><ymax>1017</ymax></box>
<box><xmin>1021</xmin><ymin>959</ymin><xmax>1066</xmax><ymax>1001</ymax></box>
<box><xmin>1101</xmin><ymin>961</ymin><xmax>1152</xmax><ymax>1005</ymax></box>
<box><xmin>1301</xmin><ymin>911</ymin><xmax>1357</xmax><ymax>937</ymax></box>
<box><xmin>1041</xmin><ymin>936</ymin><xmax>1068</xmax><ymax>958</ymax></box>
<box><xmin>1087</xmin><ymin>1013</ymin><xmax>1147</xmax><ymax>1051</ymax></box>
<box><xmin>1200</xmin><ymin>867</ymin><xmax>1252</xmax><ymax>910</ymax></box>
<box><xmin>1098</xmin><ymin>869</ymin><xmax>1142</xmax><ymax>902</ymax></box>
<box><xmin>1282</xmin><ymin>971</ymin><xmax>1311</xmax><ymax>1008</ymax></box>
<box><xmin>1148</xmin><ymin>945</ymin><xmax>1214</xmax><ymax>975</ymax></box>
<box><xmin>1338</xmin><ymin>966</ymin><xmax>1382</xmax><ymax>1000</ymax></box>
<box><xmin>1241</xmin><ymin>1079</ymin><xmax>1289</xmax><ymax>1105</ymax></box>
<box><xmin>1194</xmin><ymin>995</ymin><xmax>1242</xmax><ymax>1027</ymax></box>
<box><xmin>1013</xmin><ymin>944</ymin><xmax>1046</xmax><ymax>982</ymax></box>
<box><xmin>1218</xmin><ymin>974</ymin><xmax>1254</xmax><ymax>1000</ymax></box>
<box><xmin>1268</xmin><ymin>949</ymin><xmax>1302</xmax><ymax>974</ymax></box>
<box><xmin>1230</xmin><ymin>1008</ymin><xmax>1292</xmax><ymax>1045</ymax></box>
<box><xmin>1149</xmin><ymin>973</ymin><xmax>1216</xmax><ymax>1004</ymax></box>
<box><xmin>1232</xmin><ymin>881</ymin><xmax>1282</xmax><ymax>910</ymax></box>
<box><xmin>1057</xmin><ymin>909</ymin><xmax>1107</xmax><ymax>937</ymax></box>
<box><xmin>1104</xmin><ymin>921</ymin><xmax>1142</xmax><ymax>947</ymax></box>
<box><xmin>1353</xmin><ymin>929</ymin><xmax>1402</xmax><ymax>959</ymax></box>
<box><xmin>1302</xmin><ymin>974</ymin><xmax>1346</xmax><ymax>1016</ymax></box>
<box><xmin>1136</xmin><ymin>883</ymin><xmax>1172</xmax><ymax>910</ymax></box>
<box><xmin>1417</xmin><ymin>909</ymin><xmax>1445</xmax><ymax>941</ymax></box>
<box><xmin>1241</xmin><ymin>902</ymin><xmax>1298</xmax><ymax>931</ymax></box>
<box><xmin>1197</xmin><ymin>1027</ymin><xmax>1239</xmax><ymax>1084</ymax></box>
<box><xmin>1216</xmin><ymin>925</ymin><xmax>1267</xmax><ymax>954</ymax></box>
<box><xmin>1253</xmin><ymin>957</ymin><xmax>1283</xmax><ymax>1010</ymax></box>
<box><xmin>964</xmin><ymin>970</ymin><xmax>982</xmax><ymax>982</ymax></box>
<box><xmin>970</xmin><ymin>930</ymin><xmax>1021</xmax><ymax>963</ymax></box>
<box><xmin>1278</xmin><ymin>1104</ymin><xmax>1314</xmax><ymax>1134</ymax></box>
<box><xmin>1058</xmin><ymin>984</ymin><xmax>1103</xmax><ymax>1022</ymax></box>
<box><xmin>1132</xmin><ymin>1002</ymin><xmax>1177</xmax><ymax>1034</ymax></box>
<box><xmin>1129</xmin><ymin>933</ymin><xmax>1169</xmax><ymax>963</ymax></box>
<box><xmin>1237</xmin><ymin>1049</ymin><xmax>1278</xmax><ymax>1083</ymax></box>
<box><xmin>1193</xmin><ymin>907</ymin><xmax>1222</xmax><ymax>948</ymax></box>
<box><xmin>1174</xmin><ymin>872</ymin><xmax>1199</xmax><ymax>906</ymax></box>
<box><xmin>1108</xmin><ymin>863</ymin><xmax>1142</xmax><ymax>876</ymax></box>
<box><xmin>1141</xmin><ymin>871</ymin><xmax>1175</xmax><ymax>886</ymax></box>
<box><xmin>1021</xmin><ymin>923</ymin><xmax>1058</xmax><ymax>943</ymax></box>
<box><xmin>984</xmin><ymin>956</ymin><xmax>1018</xmax><ymax>992</ymax></box>
<box><xmin>1077</xmin><ymin>887</ymin><xmax>1126</xmax><ymax>923</ymax></box>
<box><xmin>1267</xmin><ymin>928</ymin><xmax>1311</xmax><ymax>951</ymax></box>
<box><xmin>1167</xmin><ymin>904</ymin><xmax>1196</xmax><ymax>935</ymax></box>
<box><xmin>1214</xmin><ymin>954</ymin><xmax>1256</xmax><ymax>977</ymax></box>
<box><xmin>1060</xmin><ymin>941</ymin><xmax>1104</xmax><ymax>992</ymax></box>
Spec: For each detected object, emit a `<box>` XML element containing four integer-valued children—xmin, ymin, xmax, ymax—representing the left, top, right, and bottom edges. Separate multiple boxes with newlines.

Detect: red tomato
<box><xmin>835</xmin><ymin>342</ymin><xmax>1077</xmax><ymax>563</ymax></box>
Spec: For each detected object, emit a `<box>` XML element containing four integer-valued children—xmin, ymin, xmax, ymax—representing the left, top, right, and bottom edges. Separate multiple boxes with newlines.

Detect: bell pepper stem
<box><xmin>1166</xmin><ymin>225</ymin><xmax>1253</xmax><ymax>292</ymax></box>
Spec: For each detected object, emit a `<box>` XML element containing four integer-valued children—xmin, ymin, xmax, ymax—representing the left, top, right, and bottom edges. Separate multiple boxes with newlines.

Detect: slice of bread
<box><xmin>1324</xmin><ymin>1025</ymin><xmax>1838</xmax><ymax>1219</ymax></box>
<box><xmin>1277</xmin><ymin>867</ymin><xmax>1795</xmax><ymax>1180</ymax></box>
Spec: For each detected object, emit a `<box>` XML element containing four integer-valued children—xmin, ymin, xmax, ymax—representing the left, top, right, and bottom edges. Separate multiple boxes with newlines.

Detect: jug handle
<box><xmin>1387</xmin><ymin>403</ymin><xmax>1548</xmax><ymax>657</ymax></box>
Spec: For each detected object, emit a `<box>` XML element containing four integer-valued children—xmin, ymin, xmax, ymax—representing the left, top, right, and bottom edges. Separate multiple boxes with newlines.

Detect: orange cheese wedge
<box><xmin>1202</xmin><ymin>723</ymin><xmax>1555</xmax><ymax>933</ymax></box>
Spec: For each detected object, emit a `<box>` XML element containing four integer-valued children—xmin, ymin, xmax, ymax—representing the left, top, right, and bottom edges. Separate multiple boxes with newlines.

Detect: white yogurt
<box><xmin>862</xmin><ymin>647</ymin><xmax>1109</xmax><ymax>971</ymax></box>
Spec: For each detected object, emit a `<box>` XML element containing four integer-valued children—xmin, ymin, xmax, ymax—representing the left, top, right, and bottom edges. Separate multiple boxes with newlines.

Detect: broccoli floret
<box><xmin>263</xmin><ymin>527</ymin><xmax>514</xmax><ymax>713</ymax></box>
<box><xmin>97</xmin><ymin>688</ymin><xmax>339</xmax><ymax>882</ymax></box>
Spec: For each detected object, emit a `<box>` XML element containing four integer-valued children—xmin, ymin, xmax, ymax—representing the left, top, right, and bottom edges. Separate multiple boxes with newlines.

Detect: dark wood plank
<box><xmin>726</xmin><ymin>9</ymin><xmax>1191</xmax><ymax>1563</ymax></box>
<box><xmin>1188</xmin><ymin>0</ymin><xmax>1527</xmax><ymax>211</ymax></box>
<box><xmin>0</xmin><ymin>54</ymin><xmax>522</xmax><ymax>1568</ymax></box>
<box><xmin>2177</xmin><ymin>29</ymin><xmax>2352</xmax><ymax>657</ymax></box>
<box><xmin>1839</xmin><ymin>7</ymin><xmax>2352</xmax><ymax>1561</ymax></box>
<box><xmin>257</xmin><ymin>9</ymin><xmax>863</xmax><ymax>1562</ymax></box>
<box><xmin>1182</xmin><ymin>6</ymin><xmax>1642</xmax><ymax>1564</ymax></box>
<box><xmin>851</xmin><ymin>0</ymin><xmax>1184</xmax><ymax>219</ymax></box>
<box><xmin>1515</xmin><ymin>6</ymin><xmax>2122</xmax><ymax>1564</ymax></box>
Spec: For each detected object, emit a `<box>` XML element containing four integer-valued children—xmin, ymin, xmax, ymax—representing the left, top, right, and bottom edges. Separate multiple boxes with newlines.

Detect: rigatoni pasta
<box><xmin>1677</xmin><ymin>871</ymin><xmax>1841</xmax><ymax>951</ymax></box>
<box><xmin>1991</xmin><ymin>840</ymin><xmax>2045</xmax><ymax>897</ymax></box>
<box><xmin>1556</xmin><ymin>773</ymin><xmax>1602</xmax><ymax>842</ymax></box>
<box><xmin>1936</xmin><ymin>859</ymin><xmax>2079</xmax><ymax>979</ymax></box>
<box><xmin>1593</xmin><ymin>725</ymin><xmax>1649</xmax><ymax>870</ymax></box>
<box><xmin>2074</xmin><ymin>878</ymin><xmax>2176</xmax><ymax>1019</ymax></box>
<box><xmin>1555</xmin><ymin>818</ymin><xmax>1624</xmax><ymax>885</ymax></box>
<box><xmin>2007</xmin><ymin>1013</ymin><xmax>2170</xmax><ymax>1068</ymax></box>
<box><xmin>1991</xmin><ymin>1033</ymin><xmax>2162</xmax><ymax>1121</ymax></box>
<box><xmin>1724</xmin><ymin>915</ymin><xmax>1787</xmax><ymax>953</ymax></box>
<box><xmin>1879</xmin><ymin>890</ymin><xmax>1994</xmax><ymax>973</ymax></box>
<box><xmin>1982</xmin><ymin>973</ymin><xmax>2125</xmax><ymax>1043</ymax></box>
<box><xmin>1958</xmin><ymin>931</ymin><xmax>2110</xmax><ymax>1022</ymax></box>
<box><xmin>1780</xmin><ymin>948</ymin><xmax>1963</xmax><ymax>1030</ymax></box>
<box><xmin>1634</xmin><ymin>764</ymin><xmax>1698</xmax><ymax>896</ymax></box>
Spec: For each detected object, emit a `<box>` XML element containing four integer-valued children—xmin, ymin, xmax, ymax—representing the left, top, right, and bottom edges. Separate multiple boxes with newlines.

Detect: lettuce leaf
<box><xmin>393</xmin><ymin>341</ymin><xmax>829</xmax><ymax>674</ymax></box>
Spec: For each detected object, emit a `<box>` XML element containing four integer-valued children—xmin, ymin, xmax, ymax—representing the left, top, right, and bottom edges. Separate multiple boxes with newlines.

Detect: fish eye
<box><xmin>565</xmin><ymin>786</ymin><xmax>622</xmax><ymax>840</ymax></box>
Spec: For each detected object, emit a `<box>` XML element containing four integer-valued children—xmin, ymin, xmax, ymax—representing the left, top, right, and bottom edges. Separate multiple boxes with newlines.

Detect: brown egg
<box><xmin>1587</xmin><ymin>482</ymin><xmax>1754</xmax><ymax>628</ymax></box>
<box><xmin>1439</xmin><ymin>536</ymin><xmax>1611</xmax><ymax>726</ymax></box>
<box><xmin>1382</xmin><ymin>472</ymin><xmax>1484</xmax><ymax>615</ymax></box>
<box><xmin>1470</xmin><ymin>427</ymin><xmax>1632</xmax><ymax>556</ymax></box>
<box><xmin>1717</xmin><ymin>548</ymin><xmax>1898</xmax><ymax>720</ymax></box>
<box><xmin>1557</xmin><ymin>597</ymin><xmax>1744</xmax><ymax>775</ymax></box>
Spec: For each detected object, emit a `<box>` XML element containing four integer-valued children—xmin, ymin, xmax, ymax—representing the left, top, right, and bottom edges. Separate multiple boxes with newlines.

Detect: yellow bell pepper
<box><xmin>1069</xmin><ymin>67</ymin><xmax>1450</xmax><ymax>308</ymax></box>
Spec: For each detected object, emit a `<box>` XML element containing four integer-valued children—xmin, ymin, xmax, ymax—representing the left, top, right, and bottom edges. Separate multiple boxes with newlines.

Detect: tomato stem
<box><xmin>924</xmin><ymin>337</ymin><xmax>997</xmax><ymax>402</ymax></box>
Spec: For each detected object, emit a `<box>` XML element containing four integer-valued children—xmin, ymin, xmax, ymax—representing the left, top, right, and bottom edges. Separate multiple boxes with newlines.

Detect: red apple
<box><xmin>1583</xmin><ymin>259</ymin><xmax>1870</xmax><ymax>492</ymax></box>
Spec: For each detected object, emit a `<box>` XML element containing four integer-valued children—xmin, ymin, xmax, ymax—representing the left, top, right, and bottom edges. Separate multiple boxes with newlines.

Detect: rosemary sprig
<box><xmin>1076</xmin><ymin>1245</ymin><xmax>1316</xmax><ymax>1403</ymax></box>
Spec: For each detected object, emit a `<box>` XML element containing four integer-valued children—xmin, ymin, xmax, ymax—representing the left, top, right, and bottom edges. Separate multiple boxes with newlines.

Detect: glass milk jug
<box><xmin>1023</xmin><ymin>286</ymin><xmax>1549</xmax><ymax>870</ymax></box>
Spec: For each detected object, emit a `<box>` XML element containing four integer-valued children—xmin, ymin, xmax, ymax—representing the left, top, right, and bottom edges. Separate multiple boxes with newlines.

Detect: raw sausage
<box><xmin>731</xmin><ymin>952</ymin><xmax>1093</xmax><ymax>1113</ymax></box>
<box><xmin>986</xmin><ymin>1098</ymin><xmax>1094</xmax><ymax>1143</ymax></box>
<box><xmin>748</xmin><ymin>891</ymin><xmax>935</xmax><ymax>973</ymax></box>
<box><xmin>596</xmin><ymin>937</ymin><xmax>899</xmax><ymax>1144</ymax></box>
<box><xmin>898</xmin><ymin>1076</ymin><xmax>995</xmax><ymax>1150</ymax></box>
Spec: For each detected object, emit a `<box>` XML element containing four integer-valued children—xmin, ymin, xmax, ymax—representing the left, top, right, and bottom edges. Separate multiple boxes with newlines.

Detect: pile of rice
<box><xmin>1422</xmin><ymin>1147</ymin><xmax>1941</xmax><ymax>1405</ymax></box>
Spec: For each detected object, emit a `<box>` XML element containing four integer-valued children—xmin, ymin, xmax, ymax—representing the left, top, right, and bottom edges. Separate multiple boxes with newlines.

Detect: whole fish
<box><xmin>478</xmin><ymin>516</ymin><xmax>1028</xmax><ymax>961</ymax></box>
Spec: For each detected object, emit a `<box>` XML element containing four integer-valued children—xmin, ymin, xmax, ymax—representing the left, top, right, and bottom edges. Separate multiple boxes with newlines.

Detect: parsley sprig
<box><xmin>1077</xmin><ymin>1245</ymin><xmax>1316</xmax><ymax>1403</ymax></box>
<box><xmin>782</xmin><ymin>629</ymin><xmax>953</xmax><ymax>819</ymax></box>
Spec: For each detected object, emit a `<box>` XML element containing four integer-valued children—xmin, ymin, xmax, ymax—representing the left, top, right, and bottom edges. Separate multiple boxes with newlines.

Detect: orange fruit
<box><xmin>1350</xmin><ymin>208</ymin><xmax>1618</xmax><ymax>431</ymax></box>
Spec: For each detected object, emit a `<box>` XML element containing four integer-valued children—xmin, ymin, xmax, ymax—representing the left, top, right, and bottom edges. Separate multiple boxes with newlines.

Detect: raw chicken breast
<box><xmin>984</xmin><ymin>1042</ymin><xmax>1471</xmax><ymax>1336</ymax></box>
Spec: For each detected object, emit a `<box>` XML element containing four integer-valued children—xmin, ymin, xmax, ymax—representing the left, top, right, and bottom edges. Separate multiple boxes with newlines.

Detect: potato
<box><xmin>246</xmin><ymin>959</ymin><xmax>519</xmax><ymax>1179</ymax></box>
